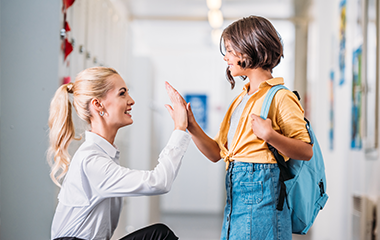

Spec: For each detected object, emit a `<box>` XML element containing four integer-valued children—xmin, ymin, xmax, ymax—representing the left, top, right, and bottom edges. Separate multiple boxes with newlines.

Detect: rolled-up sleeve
<box><xmin>83</xmin><ymin>130</ymin><xmax>191</xmax><ymax>198</ymax></box>
<box><xmin>275</xmin><ymin>91</ymin><xmax>311</xmax><ymax>144</ymax></box>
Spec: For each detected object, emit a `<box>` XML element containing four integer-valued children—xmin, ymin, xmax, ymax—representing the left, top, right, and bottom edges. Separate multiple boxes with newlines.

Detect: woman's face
<box><xmin>223</xmin><ymin>40</ymin><xmax>245</xmax><ymax>77</ymax></box>
<box><xmin>101</xmin><ymin>74</ymin><xmax>135</xmax><ymax>129</ymax></box>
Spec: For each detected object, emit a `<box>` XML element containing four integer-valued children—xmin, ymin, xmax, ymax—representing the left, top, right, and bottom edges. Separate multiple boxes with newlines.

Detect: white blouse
<box><xmin>51</xmin><ymin>130</ymin><xmax>191</xmax><ymax>240</ymax></box>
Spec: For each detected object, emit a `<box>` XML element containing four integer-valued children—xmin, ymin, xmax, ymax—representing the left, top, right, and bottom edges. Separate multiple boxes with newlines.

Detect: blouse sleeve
<box><xmin>83</xmin><ymin>130</ymin><xmax>191</xmax><ymax>198</ymax></box>
<box><xmin>274</xmin><ymin>90</ymin><xmax>311</xmax><ymax>144</ymax></box>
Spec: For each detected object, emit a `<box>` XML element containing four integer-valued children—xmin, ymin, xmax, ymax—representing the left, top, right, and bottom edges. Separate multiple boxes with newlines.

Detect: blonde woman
<box><xmin>48</xmin><ymin>67</ymin><xmax>190</xmax><ymax>240</ymax></box>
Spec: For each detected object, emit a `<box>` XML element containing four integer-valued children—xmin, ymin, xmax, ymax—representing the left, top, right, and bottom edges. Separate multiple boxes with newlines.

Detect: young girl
<box><xmin>48</xmin><ymin>67</ymin><xmax>190</xmax><ymax>240</ymax></box>
<box><xmin>166</xmin><ymin>16</ymin><xmax>313</xmax><ymax>239</ymax></box>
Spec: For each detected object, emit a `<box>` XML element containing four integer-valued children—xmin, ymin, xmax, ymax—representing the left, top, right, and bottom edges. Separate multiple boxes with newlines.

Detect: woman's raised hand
<box><xmin>165</xmin><ymin>82</ymin><xmax>188</xmax><ymax>131</ymax></box>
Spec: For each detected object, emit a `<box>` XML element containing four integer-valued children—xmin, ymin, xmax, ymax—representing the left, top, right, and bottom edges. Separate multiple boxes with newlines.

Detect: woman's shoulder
<box><xmin>71</xmin><ymin>141</ymin><xmax>110</xmax><ymax>166</ymax></box>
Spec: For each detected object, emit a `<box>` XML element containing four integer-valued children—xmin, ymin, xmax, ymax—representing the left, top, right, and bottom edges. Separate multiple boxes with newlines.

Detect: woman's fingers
<box><xmin>165</xmin><ymin>82</ymin><xmax>176</xmax><ymax>103</ymax></box>
<box><xmin>165</xmin><ymin>81</ymin><xmax>187</xmax><ymax>105</ymax></box>
<box><xmin>165</xmin><ymin>104</ymin><xmax>174</xmax><ymax>119</ymax></box>
<box><xmin>165</xmin><ymin>82</ymin><xmax>188</xmax><ymax>131</ymax></box>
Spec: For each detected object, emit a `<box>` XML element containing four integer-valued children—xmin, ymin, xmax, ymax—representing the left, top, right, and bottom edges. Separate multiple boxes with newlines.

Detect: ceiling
<box><xmin>115</xmin><ymin>0</ymin><xmax>299</xmax><ymax>22</ymax></box>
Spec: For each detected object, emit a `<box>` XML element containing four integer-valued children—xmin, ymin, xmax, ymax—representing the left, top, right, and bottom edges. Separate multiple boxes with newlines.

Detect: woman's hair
<box><xmin>220</xmin><ymin>15</ymin><xmax>284</xmax><ymax>89</ymax></box>
<box><xmin>47</xmin><ymin>67</ymin><xmax>118</xmax><ymax>186</ymax></box>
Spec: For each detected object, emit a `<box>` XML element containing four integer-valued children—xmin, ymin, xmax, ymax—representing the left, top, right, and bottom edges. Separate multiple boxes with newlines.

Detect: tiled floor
<box><xmin>161</xmin><ymin>212</ymin><xmax>312</xmax><ymax>240</ymax></box>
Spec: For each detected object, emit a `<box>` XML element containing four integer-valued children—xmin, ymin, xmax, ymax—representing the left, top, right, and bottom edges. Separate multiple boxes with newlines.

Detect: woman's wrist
<box><xmin>174</xmin><ymin>125</ymin><xmax>187</xmax><ymax>132</ymax></box>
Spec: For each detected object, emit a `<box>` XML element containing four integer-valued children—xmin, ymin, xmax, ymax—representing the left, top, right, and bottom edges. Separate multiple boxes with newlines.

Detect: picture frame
<box><xmin>363</xmin><ymin>0</ymin><xmax>379</xmax><ymax>156</ymax></box>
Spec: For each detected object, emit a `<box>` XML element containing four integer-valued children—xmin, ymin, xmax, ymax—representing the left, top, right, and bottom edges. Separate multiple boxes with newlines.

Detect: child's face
<box><xmin>223</xmin><ymin>41</ymin><xmax>244</xmax><ymax>77</ymax></box>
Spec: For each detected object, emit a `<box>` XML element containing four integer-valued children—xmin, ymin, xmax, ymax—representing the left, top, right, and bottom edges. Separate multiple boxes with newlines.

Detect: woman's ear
<box><xmin>90</xmin><ymin>98</ymin><xmax>103</xmax><ymax>113</ymax></box>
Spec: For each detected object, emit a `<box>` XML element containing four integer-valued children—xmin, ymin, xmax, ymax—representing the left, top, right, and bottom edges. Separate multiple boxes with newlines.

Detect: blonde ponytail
<box><xmin>47</xmin><ymin>67</ymin><xmax>118</xmax><ymax>187</ymax></box>
<box><xmin>47</xmin><ymin>83</ymin><xmax>76</xmax><ymax>187</ymax></box>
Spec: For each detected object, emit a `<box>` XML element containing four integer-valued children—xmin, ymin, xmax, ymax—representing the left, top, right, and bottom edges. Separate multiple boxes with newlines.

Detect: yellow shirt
<box><xmin>214</xmin><ymin>78</ymin><xmax>311</xmax><ymax>169</ymax></box>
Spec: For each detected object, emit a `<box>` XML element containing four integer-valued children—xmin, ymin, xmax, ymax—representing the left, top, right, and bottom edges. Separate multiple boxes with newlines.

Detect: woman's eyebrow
<box><xmin>119</xmin><ymin>87</ymin><xmax>127</xmax><ymax>92</ymax></box>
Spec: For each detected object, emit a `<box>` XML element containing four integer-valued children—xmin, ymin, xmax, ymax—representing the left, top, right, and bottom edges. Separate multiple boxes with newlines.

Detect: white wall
<box><xmin>307</xmin><ymin>0</ymin><xmax>380</xmax><ymax>239</ymax></box>
<box><xmin>0</xmin><ymin>0</ymin><xmax>60</xmax><ymax>239</ymax></box>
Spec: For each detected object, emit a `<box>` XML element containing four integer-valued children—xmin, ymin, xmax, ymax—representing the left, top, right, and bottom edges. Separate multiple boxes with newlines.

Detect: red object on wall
<box><xmin>62</xmin><ymin>0</ymin><xmax>75</xmax><ymax>61</ymax></box>
<box><xmin>63</xmin><ymin>0</ymin><xmax>75</xmax><ymax>10</ymax></box>
<box><xmin>64</xmin><ymin>38</ymin><xmax>73</xmax><ymax>60</ymax></box>
<box><xmin>64</xmin><ymin>21</ymin><xmax>71</xmax><ymax>32</ymax></box>
<box><xmin>62</xmin><ymin>76</ymin><xmax>71</xmax><ymax>85</ymax></box>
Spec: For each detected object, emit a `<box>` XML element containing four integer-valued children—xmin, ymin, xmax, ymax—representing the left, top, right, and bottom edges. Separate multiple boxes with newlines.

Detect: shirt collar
<box><xmin>85</xmin><ymin>131</ymin><xmax>119</xmax><ymax>159</ymax></box>
<box><xmin>243</xmin><ymin>77</ymin><xmax>284</xmax><ymax>92</ymax></box>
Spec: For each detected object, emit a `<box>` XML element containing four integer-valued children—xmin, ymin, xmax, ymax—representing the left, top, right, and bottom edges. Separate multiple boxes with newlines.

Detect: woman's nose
<box><xmin>128</xmin><ymin>96</ymin><xmax>135</xmax><ymax>105</ymax></box>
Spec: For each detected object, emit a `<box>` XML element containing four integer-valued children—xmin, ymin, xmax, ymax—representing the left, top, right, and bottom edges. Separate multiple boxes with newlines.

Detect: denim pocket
<box><xmin>240</xmin><ymin>181</ymin><xmax>263</xmax><ymax>204</ymax></box>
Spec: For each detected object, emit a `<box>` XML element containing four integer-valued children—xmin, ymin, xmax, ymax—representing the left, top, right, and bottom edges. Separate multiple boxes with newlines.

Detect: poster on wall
<box><xmin>339</xmin><ymin>0</ymin><xmax>347</xmax><ymax>86</ymax></box>
<box><xmin>364</xmin><ymin>0</ymin><xmax>378</xmax><ymax>153</ymax></box>
<box><xmin>351</xmin><ymin>46</ymin><xmax>363</xmax><ymax>149</ymax></box>
<box><xmin>185</xmin><ymin>94</ymin><xmax>208</xmax><ymax>132</ymax></box>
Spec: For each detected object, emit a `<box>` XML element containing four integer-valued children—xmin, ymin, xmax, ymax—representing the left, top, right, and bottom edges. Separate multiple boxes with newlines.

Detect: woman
<box><xmin>47</xmin><ymin>67</ymin><xmax>190</xmax><ymax>240</ymax></box>
<box><xmin>167</xmin><ymin>15</ymin><xmax>312</xmax><ymax>239</ymax></box>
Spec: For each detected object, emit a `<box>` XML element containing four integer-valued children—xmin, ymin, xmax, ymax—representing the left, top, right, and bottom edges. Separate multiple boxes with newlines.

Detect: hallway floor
<box><xmin>161</xmin><ymin>212</ymin><xmax>312</xmax><ymax>240</ymax></box>
<box><xmin>161</xmin><ymin>212</ymin><xmax>223</xmax><ymax>240</ymax></box>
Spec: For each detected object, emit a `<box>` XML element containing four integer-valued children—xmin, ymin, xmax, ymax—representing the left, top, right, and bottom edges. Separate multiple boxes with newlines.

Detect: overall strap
<box><xmin>260</xmin><ymin>84</ymin><xmax>294</xmax><ymax>211</ymax></box>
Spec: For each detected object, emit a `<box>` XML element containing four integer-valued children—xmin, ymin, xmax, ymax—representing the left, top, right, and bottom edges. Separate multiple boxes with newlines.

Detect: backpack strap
<box><xmin>260</xmin><ymin>85</ymin><xmax>294</xmax><ymax>211</ymax></box>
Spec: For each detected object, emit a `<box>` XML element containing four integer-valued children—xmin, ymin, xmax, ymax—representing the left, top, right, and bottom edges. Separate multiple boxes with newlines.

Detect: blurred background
<box><xmin>0</xmin><ymin>0</ymin><xmax>379</xmax><ymax>239</ymax></box>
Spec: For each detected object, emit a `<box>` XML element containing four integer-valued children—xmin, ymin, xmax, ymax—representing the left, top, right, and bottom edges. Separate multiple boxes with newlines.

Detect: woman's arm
<box><xmin>83</xmin><ymin>82</ymin><xmax>192</xmax><ymax>197</ymax></box>
<box><xmin>165</xmin><ymin>82</ymin><xmax>221</xmax><ymax>163</ymax></box>
<box><xmin>84</xmin><ymin>130</ymin><xmax>191</xmax><ymax>198</ymax></box>
<box><xmin>250</xmin><ymin>114</ymin><xmax>313</xmax><ymax>160</ymax></box>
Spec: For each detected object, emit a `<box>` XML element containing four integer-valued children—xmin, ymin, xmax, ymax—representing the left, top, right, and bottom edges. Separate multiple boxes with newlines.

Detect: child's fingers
<box><xmin>250</xmin><ymin>113</ymin><xmax>259</xmax><ymax>120</ymax></box>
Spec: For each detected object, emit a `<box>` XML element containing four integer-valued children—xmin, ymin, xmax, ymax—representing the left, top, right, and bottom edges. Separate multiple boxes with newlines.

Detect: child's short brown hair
<box><xmin>220</xmin><ymin>15</ymin><xmax>284</xmax><ymax>89</ymax></box>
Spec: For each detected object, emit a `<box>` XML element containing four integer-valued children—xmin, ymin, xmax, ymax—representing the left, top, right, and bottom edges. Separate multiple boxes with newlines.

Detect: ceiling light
<box><xmin>208</xmin><ymin>9</ymin><xmax>223</xmax><ymax>28</ymax></box>
<box><xmin>207</xmin><ymin>0</ymin><xmax>222</xmax><ymax>10</ymax></box>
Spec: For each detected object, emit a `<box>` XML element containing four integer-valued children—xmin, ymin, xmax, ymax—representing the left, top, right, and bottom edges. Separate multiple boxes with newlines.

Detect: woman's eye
<box><xmin>120</xmin><ymin>91</ymin><xmax>126</xmax><ymax>96</ymax></box>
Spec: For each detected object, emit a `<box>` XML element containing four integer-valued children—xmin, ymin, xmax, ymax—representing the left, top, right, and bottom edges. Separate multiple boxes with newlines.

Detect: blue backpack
<box><xmin>260</xmin><ymin>85</ymin><xmax>329</xmax><ymax>235</ymax></box>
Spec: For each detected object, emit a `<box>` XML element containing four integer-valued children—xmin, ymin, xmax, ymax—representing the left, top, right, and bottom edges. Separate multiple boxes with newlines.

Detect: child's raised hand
<box><xmin>165</xmin><ymin>81</ymin><xmax>188</xmax><ymax>131</ymax></box>
<box><xmin>250</xmin><ymin>114</ymin><xmax>274</xmax><ymax>142</ymax></box>
<box><xmin>185</xmin><ymin>101</ymin><xmax>197</xmax><ymax>127</ymax></box>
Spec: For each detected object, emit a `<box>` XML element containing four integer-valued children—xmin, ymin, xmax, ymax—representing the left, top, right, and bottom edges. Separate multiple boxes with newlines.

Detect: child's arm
<box><xmin>165</xmin><ymin>82</ymin><xmax>222</xmax><ymax>163</ymax></box>
<box><xmin>250</xmin><ymin>114</ymin><xmax>313</xmax><ymax>161</ymax></box>
<box><xmin>186</xmin><ymin>103</ymin><xmax>222</xmax><ymax>163</ymax></box>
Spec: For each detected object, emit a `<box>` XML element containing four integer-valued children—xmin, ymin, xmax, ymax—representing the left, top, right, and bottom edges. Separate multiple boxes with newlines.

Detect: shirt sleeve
<box><xmin>83</xmin><ymin>130</ymin><xmax>191</xmax><ymax>198</ymax></box>
<box><xmin>274</xmin><ymin>90</ymin><xmax>311</xmax><ymax>144</ymax></box>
